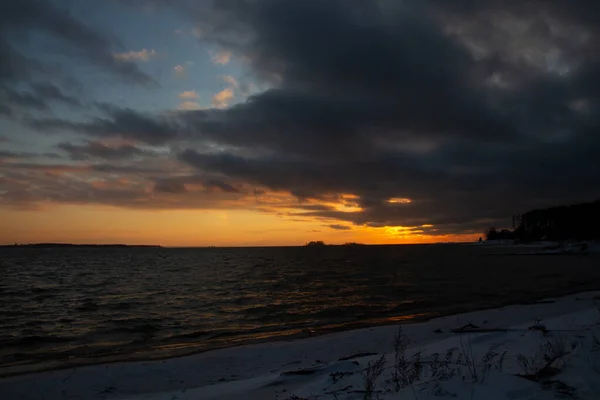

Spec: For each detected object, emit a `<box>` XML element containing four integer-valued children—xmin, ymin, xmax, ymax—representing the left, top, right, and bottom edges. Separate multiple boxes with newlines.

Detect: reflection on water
<box><xmin>1</xmin><ymin>244</ymin><xmax>599</xmax><ymax>376</ymax></box>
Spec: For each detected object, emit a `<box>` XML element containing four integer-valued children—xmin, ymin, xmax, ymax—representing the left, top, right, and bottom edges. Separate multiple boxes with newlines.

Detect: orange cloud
<box><xmin>212</xmin><ymin>88</ymin><xmax>234</xmax><ymax>108</ymax></box>
<box><xmin>174</xmin><ymin>65</ymin><xmax>186</xmax><ymax>76</ymax></box>
<box><xmin>387</xmin><ymin>197</ymin><xmax>412</xmax><ymax>204</ymax></box>
<box><xmin>211</xmin><ymin>50</ymin><xmax>232</xmax><ymax>65</ymax></box>
<box><xmin>178</xmin><ymin>101</ymin><xmax>202</xmax><ymax>110</ymax></box>
<box><xmin>221</xmin><ymin>75</ymin><xmax>239</xmax><ymax>88</ymax></box>
<box><xmin>178</xmin><ymin>90</ymin><xmax>199</xmax><ymax>100</ymax></box>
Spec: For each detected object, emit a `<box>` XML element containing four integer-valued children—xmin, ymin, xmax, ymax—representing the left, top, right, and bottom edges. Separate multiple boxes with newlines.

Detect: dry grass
<box><xmin>429</xmin><ymin>348</ymin><xmax>457</xmax><ymax>380</ymax></box>
<box><xmin>363</xmin><ymin>355</ymin><xmax>386</xmax><ymax>400</ymax></box>
<box><xmin>457</xmin><ymin>337</ymin><xmax>506</xmax><ymax>383</ymax></box>
<box><xmin>586</xmin><ymin>331</ymin><xmax>600</xmax><ymax>374</ymax></box>
<box><xmin>390</xmin><ymin>326</ymin><xmax>423</xmax><ymax>391</ymax></box>
<box><xmin>517</xmin><ymin>334</ymin><xmax>571</xmax><ymax>379</ymax></box>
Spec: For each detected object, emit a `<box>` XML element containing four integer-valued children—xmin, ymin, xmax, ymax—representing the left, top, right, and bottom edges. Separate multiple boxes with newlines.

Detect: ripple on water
<box><xmin>1</xmin><ymin>245</ymin><xmax>600</xmax><ymax>375</ymax></box>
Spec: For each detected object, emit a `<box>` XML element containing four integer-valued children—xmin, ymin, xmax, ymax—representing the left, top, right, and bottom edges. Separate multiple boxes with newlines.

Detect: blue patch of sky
<box><xmin>67</xmin><ymin>1</ymin><xmax>248</xmax><ymax>112</ymax></box>
<box><xmin>1</xmin><ymin>1</ymin><xmax>252</xmax><ymax>157</ymax></box>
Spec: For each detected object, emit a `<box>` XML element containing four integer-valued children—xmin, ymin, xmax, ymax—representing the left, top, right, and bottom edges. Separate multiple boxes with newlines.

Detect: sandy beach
<box><xmin>3</xmin><ymin>290</ymin><xmax>600</xmax><ymax>399</ymax></box>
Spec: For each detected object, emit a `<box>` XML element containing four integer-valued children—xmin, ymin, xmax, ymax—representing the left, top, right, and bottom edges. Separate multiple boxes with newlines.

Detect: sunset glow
<box><xmin>0</xmin><ymin>205</ymin><xmax>478</xmax><ymax>247</ymax></box>
<box><xmin>2</xmin><ymin>0</ymin><xmax>597</xmax><ymax>246</ymax></box>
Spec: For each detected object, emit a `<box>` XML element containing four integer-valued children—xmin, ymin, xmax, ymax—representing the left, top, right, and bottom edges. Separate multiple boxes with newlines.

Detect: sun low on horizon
<box><xmin>0</xmin><ymin>203</ymin><xmax>479</xmax><ymax>247</ymax></box>
<box><xmin>1</xmin><ymin>0</ymin><xmax>600</xmax><ymax>246</ymax></box>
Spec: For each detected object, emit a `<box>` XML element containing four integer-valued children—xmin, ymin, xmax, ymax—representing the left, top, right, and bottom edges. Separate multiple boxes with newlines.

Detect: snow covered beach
<box><xmin>3</xmin><ymin>291</ymin><xmax>600</xmax><ymax>399</ymax></box>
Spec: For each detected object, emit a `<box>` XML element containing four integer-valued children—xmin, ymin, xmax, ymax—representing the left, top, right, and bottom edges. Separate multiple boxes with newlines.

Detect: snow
<box><xmin>2</xmin><ymin>291</ymin><xmax>600</xmax><ymax>399</ymax></box>
<box><xmin>475</xmin><ymin>240</ymin><xmax>600</xmax><ymax>255</ymax></box>
<box><xmin>523</xmin><ymin>241</ymin><xmax>600</xmax><ymax>255</ymax></box>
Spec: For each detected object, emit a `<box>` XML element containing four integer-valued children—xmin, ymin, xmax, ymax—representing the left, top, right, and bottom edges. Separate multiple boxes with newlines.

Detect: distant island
<box><xmin>304</xmin><ymin>241</ymin><xmax>366</xmax><ymax>247</ymax></box>
<box><xmin>2</xmin><ymin>243</ymin><xmax>162</xmax><ymax>248</ymax></box>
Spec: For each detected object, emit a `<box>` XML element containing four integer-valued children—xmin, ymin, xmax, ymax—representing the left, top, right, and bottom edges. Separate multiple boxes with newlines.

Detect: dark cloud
<box><xmin>0</xmin><ymin>0</ymin><xmax>155</xmax><ymax>85</ymax></box>
<box><xmin>2</xmin><ymin>86</ymin><xmax>48</xmax><ymax>110</ymax></box>
<box><xmin>327</xmin><ymin>224</ymin><xmax>352</xmax><ymax>231</ymax></box>
<box><xmin>152</xmin><ymin>175</ymin><xmax>240</xmax><ymax>195</ymax></box>
<box><xmin>90</xmin><ymin>164</ymin><xmax>164</xmax><ymax>174</ymax></box>
<box><xmin>0</xmin><ymin>0</ymin><xmax>155</xmax><ymax>116</ymax></box>
<box><xmin>0</xmin><ymin>104</ymin><xmax>12</xmax><ymax>116</ymax></box>
<box><xmin>29</xmin><ymin>106</ymin><xmax>177</xmax><ymax>145</ymax></box>
<box><xmin>57</xmin><ymin>141</ymin><xmax>148</xmax><ymax>161</ymax></box>
<box><xmin>7</xmin><ymin>0</ymin><xmax>600</xmax><ymax>236</ymax></box>
<box><xmin>205</xmin><ymin>179</ymin><xmax>239</xmax><ymax>193</ymax></box>
<box><xmin>0</xmin><ymin>163</ymin><xmax>248</xmax><ymax>210</ymax></box>
<box><xmin>29</xmin><ymin>83</ymin><xmax>82</xmax><ymax>108</ymax></box>
<box><xmin>0</xmin><ymin>38</ymin><xmax>37</xmax><ymax>83</ymax></box>
<box><xmin>154</xmin><ymin>179</ymin><xmax>188</xmax><ymax>194</ymax></box>
<box><xmin>170</xmin><ymin>0</ymin><xmax>600</xmax><ymax>233</ymax></box>
<box><xmin>1</xmin><ymin>83</ymin><xmax>82</xmax><ymax>113</ymax></box>
<box><xmin>2</xmin><ymin>162</ymin><xmax>163</xmax><ymax>174</ymax></box>
<box><xmin>0</xmin><ymin>151</ymin><xmax>28</xmax><ymax>159</ymax></box>
<box><xmin>428</xmin><ymin>0</ymin><xmax>600</xmax><ymax>31</ymax></box>
<box><xmin>0</xmin><ymin>151</ymin><xmax>60</xmax><ymax>160</ymax></box>
<box><xmin>0</xmin><ymin>172</ymin><xmax>149</xmax><ymax>209</ymax></box>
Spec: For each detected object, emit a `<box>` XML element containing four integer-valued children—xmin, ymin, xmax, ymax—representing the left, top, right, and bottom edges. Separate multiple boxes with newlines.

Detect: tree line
<box><xmin>485</xmin><ymin>200</ymin><xmax>600</xmax><ymax>242</ymax></box>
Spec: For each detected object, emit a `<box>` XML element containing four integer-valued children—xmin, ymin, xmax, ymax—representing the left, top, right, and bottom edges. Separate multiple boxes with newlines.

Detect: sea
<box><xmin>1</xmin><ymin>244</ymin><xmax>599</xmax><ymax>376</ymax></box>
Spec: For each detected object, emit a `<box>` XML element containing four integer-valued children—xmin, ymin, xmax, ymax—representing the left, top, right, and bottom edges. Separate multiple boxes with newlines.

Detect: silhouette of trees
<box><xmin>484</xmin><ymin>227</ymin><xmax>515</xmax><ymax>241</ymax></box>
<box><xmin>484</xmin><ymin>227</ymin><xmax>498</xmax><ymax>241</ymax></box>
<box><xmin>514</xmin><ymin>200</ymin><xmax>600</xmax><ymax>241</ymax></box>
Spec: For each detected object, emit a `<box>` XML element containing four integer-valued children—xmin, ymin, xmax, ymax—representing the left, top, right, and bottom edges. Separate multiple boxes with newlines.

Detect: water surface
<box><xmin>1</xmin><ymin>244</ymin><xmax>598</xmax><ymax>376</ymax></box>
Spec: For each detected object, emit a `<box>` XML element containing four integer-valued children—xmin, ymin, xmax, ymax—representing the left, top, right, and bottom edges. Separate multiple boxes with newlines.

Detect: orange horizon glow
<box><xmin>0</xmin><ymin>203</ymin><xmax>480</xmax><ymax>247</ymax></box>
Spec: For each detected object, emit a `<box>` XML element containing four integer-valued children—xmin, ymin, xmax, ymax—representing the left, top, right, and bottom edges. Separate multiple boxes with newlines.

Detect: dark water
<box><xmin>1</xmin><ymin>244</ymin><xmax>599</xmax><ymax>376</ymax></box>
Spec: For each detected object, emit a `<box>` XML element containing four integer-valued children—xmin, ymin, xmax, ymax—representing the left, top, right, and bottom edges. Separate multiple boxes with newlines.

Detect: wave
<box><xmin>3</xmin><ymin>335</ymin><xmax>75</xmax><ymax>347</ymax></box>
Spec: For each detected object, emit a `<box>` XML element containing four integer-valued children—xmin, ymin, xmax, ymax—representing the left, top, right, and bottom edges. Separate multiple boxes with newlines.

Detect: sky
<box><xmin>1</xmin><ymin>0</ymin><xmax>600</xmax><ymax>246</ymax></box>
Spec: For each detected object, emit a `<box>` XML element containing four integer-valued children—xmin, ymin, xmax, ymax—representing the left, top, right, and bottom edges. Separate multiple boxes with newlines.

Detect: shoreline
<box><xmin>4</xmin><ymin>243</ymin><xmax>600</xmax><ymax>382</ymax></box>
<box><xmin>2</xmin><ymin>290</ymin><xmax>600</xmax><ymax>399</ymax></box>
<box><xmin>0</xmin><ymin>312</ymin><xmax>436</xmax><ymax>379</ymax></box>
<box><xmin>2</xmin><ymin>285</ymin><xmax>600</xmax><ymax>380</ymax></box>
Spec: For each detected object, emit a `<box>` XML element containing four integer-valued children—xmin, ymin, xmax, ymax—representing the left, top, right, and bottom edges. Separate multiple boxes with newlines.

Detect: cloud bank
<box><xmin>3</xmin><ymin>0</ymin><xmax>600</xmax><ymax>237</ymax></box>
